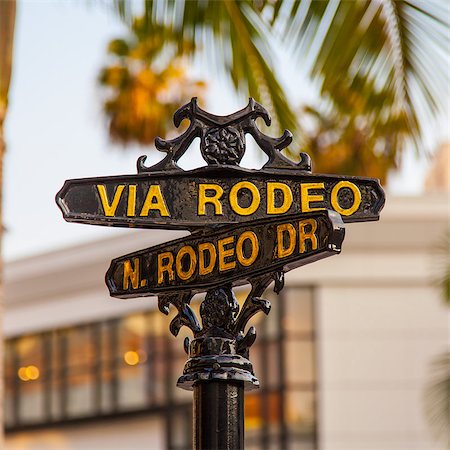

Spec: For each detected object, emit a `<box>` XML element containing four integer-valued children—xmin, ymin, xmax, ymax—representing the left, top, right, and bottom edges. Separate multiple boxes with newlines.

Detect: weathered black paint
<box><xmin>193</xmin><ymin>382</ymin><xmax>244</xmax><ymax>450</ymax></box>
<box><xmin>106</xmin><ymin>210</ymin><xmax>344</xmax><ymax>299</ymax></box>
<box><xmin>56</xmin><ymin>165</ymin><xmax>384</xmax><ymax>229</ymax></box>
<box><xmin>136</xmin><ymin>97</ymin><xmax>311</xmax><ymax>173</ymax></box>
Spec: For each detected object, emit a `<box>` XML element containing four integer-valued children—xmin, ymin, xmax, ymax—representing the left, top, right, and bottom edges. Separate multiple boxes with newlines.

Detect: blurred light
<box><xmin>18</xmin><ymin>367</ymin><xmax>29</xmax><ymax>381</ymax></box>
<box><xmin>26</xmin><ymin>365</ymin><xmax>40</xmax><ymax>380</ymax></box>
<box><xmin>124</xmin><ymin>350</ymin><xmax>140</xmax><ymax>366</ymax></box>
<box><xmin>18</xmin><ymin>365</ymin><xmax>40</xmax><ymax>381</ymax></box>
<box><xmin>17</xmin><ymin>337</ymin><xmax>37</xmax><ymax>356</ymax></box>
<box><xmin>124</xmin><ymin>315</ymin><xmax>147</xmax><ymax>336</ymax></box>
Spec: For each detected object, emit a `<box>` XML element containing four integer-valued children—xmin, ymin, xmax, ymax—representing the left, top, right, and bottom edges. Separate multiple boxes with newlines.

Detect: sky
<box><xmin>3</xmin><ymin>2</ymin><xmax>444</xmax><ymax>262</ymax></box>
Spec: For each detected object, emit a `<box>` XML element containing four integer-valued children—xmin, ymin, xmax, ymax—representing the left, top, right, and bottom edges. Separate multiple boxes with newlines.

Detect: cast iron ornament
<box><xmin>137</xmin><ymin>97</ymin><xmax>312</xmax><ymax>172</ymax></box>
<box><xmin>163</xmin><ymin>274</ymin><xmax>276</xmax><ymax>390</ymax></box>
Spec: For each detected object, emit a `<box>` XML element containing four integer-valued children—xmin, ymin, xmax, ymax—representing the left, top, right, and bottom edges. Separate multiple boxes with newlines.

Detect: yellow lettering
<box><xmin>218</xmin><ymin>236</ymin><xmax>236</xmax><ymax>271</ymax></box>
<box><xmin>230</xmin><ymin>181</ymin><xmax>260</xmax><ymax>216</ymax></box>
<box><xmin>176</xmin><ymin>246</ymin><xmax>197</xmax><ymax>281</ymax></box>
<box><xmin>236</xmin><ymin>231</ymin><xmax>259</xmax><ymax>266</ymax></box>
<box><xmin>158</xmin><ymin>252</ymin><xmax>174</xmax><ymax>284</ymax></box>
<box><xmin>276</xmin><ymin>223</ymin><xmax>296</xmax><ymax>258</ymax></box>
<box><xmin>123</xmin><ymin>258</ymin><xmax>140</xmax><ymax>290</ymax></box>
<box><xmin>198</xmin><ymin>242</ymin><xmax>217</xmax><ymax>275</ymax></box>
<box><xmin>267</xmin><ymin>182</ymin><xmax>293</xmax><ymax>214</ymax></box>
<box><xmin>299</xmin><ymin>219</ymin><xmax>318</xmax><ymax>253</ymax></box>
<box><xmin>300</xmin><ymin>183</ymin><xmax>324</xmax><ymax>212</ymax></box>
<box><xmin>198</xmin><ymin>184</ymin><xmax>223</xmax><ymax>215</ymax></box>
<box><xmin>97</xmin><ymin>184</ymin><xmax>125</xmax><ymax>217</ymax></box>
<box><xmin>331</xmin><ymin>181</ymin><xmax>362</xmax><ymax>216</ymax></box>
<box><xmin>127</xmin><ymin>185</ymin><xmax>137</xmax><ymax>217</ymax></box>
<box><xmin>140</xmin><ymin>185</ymin><xmax>170</xmax><ymax>217</ymax></box>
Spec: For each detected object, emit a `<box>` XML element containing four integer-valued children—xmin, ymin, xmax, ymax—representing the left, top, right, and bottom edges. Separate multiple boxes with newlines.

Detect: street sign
<box><xmin>56</xmin><ymin>98</ymin><xmax>385</xmax><ymax>448</ymax></box>
<box><xmin>56</xmin><ymin>166</ymin><xmax>384</xmax><ymax>229</ymax></box>
<box><xmin>106</xmin><ymin>210</ymin><xmax>344</xmax><ymax>298</ymax></box>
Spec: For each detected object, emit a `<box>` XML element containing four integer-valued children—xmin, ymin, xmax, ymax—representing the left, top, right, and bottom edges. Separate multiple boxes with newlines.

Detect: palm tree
<box><xmin>102</xmin><ymin>0</ymin><xmax>449</xmax><ymax>182</ymax></box>
<box><xmin>0</xmin><ymin>0</ymin><xmax>16</xmax><ymax>443</ymax></box>
<box><xmin>99</xmin><ymin>19</ymin><xmax>206</xmax><ymax>146</ymax></box>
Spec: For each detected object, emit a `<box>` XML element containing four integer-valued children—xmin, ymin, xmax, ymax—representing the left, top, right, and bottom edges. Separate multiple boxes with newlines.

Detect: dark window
<box><xmin>4</xmin><ymin>286</ymin><xmax>317</xmax><ymax>449</ymax></box>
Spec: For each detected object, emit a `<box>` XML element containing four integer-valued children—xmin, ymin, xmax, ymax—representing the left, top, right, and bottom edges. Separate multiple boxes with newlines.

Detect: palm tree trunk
<box><xmin>0</xmin><ymin>0</ymin><xmax>17</xmax><ymax>443</ymax></box>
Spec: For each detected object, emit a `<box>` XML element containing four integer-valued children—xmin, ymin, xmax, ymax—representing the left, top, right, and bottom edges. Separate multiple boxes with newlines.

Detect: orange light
<box><xmin>26</xmin><ymin>365</ymin><xmax>40</xmax><ymax>380</ymax></box>
<box><xmin>18</xmin><ymin>367</ymin><xmax>29</xmax><ymax>381</ymax></box>
<box><xmin>124</xmin><ymin>350</ymin><xmax>140</xmax><ymax>366</ymax></box>
<box><xmin>18</xmin><ymin>365</ymin><xmax>40</xmax><ymax>381</ymax></box>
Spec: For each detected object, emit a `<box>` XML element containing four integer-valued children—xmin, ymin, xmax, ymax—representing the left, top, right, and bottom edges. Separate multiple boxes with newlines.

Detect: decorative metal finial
<box><xmin>157</xmin><ymin>273</ymin><xmax>278</xmax><ymax>391</ymax></box>
<box><xmin>137</xmin><ymin>97</ymin><xmax>312</xmax><ymax>173</ymax></box>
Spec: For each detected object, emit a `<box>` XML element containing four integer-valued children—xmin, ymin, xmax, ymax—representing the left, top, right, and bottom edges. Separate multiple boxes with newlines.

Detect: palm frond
<box><xmin>106</xmin><ymin>0</ymin><xmax>449</xmax><ymax>176</ymax></box>
<box><xmin>109</xmin><ymin>0</ymin><xmax>298</xmax><ymax>140</ymax></box>
<box><xmin>278</xmin><ymin>0</ymin><xmax>450</xmax><ymax>156</ymax></box>
<box><xmin>223</xmin><ymin>1</ymin><xmax>298</xmax><ymax>136</ymax></box>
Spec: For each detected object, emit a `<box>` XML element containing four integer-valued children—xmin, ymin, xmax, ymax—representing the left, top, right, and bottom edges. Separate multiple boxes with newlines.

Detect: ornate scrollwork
<box><xmin>158</xmin><ymin>272</ymin><xmax>283</xmax><ymax>391</ymax></box>
<box><xmin>199</xmin><ymin>287</ymin><xmax>239</xmax><ymax>336</ymax></box>
<box><xmin>137</xmin><ymin>97</ymin><xmax>312</xmax><ymax>172</ymax></box>
<box><xmin>202</xmin><ymin>127</ymin><xmax>245</xmax><ymax>165</ymax></box>
<box><xmin>158</xmin><ymin>291</ymin><xmax>201</xmax><ymax>337</ymax></box>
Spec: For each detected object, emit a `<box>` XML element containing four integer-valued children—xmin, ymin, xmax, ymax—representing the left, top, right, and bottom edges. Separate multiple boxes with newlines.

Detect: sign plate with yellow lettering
<box><xmin>56</xmin><ymin>166</ymin><xmax>384</xmax><ymax>229</ymax></box>
<box><xmin>106</xmin><ymin>210</ymin><xmax>344</xmax><ymax>298</ymax></box>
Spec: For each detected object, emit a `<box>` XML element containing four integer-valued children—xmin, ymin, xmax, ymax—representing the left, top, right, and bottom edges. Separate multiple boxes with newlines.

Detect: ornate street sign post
<box><xmin>56</xmin><ymin>98</ymin><xmax>384</xmax><ymax>449</ymax></box>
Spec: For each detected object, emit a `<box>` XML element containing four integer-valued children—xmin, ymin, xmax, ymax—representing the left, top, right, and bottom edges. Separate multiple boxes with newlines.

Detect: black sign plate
<box><xmin>56</xmin><ymin>165</ymin><xmax>384</xmax><ymax>230</ymax></box>
<box><xmin>106</xmin><ymin>210</ymin><xmax>344</xmax><ymax>299</ymax></box>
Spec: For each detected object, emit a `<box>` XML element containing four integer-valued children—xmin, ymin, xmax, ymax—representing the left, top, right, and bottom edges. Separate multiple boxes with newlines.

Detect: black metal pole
<box><xmin>174</xmin><ymin>283</ymin><xmax>273</xmax><ymax>450</ymax></box>
<box><xmin>193</xmin><ymin>381</ymin><xmax>244</xmax><ymax>450</ymax></box>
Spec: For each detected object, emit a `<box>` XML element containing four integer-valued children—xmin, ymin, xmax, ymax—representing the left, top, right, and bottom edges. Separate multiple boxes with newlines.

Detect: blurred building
<box><xmin>4</xmin><ymin>191</ymin><xmax>448</xmax><ymax>450</ymax></box>
<box><xmin>425</xmin><ymin>143</ymin><xmax>450</xmax><ymax>192</ymax></box>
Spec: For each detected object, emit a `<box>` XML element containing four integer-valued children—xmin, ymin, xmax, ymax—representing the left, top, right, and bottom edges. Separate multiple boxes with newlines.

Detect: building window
<box><xmin>244</xmin><ymin>287</ymin><xmax>317</xmax><ymax>450</ymax></box>
<box><xmin>5</xmin><ymin>286</ymin><xmax>317</xmax><ymax>449</ymax></box>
